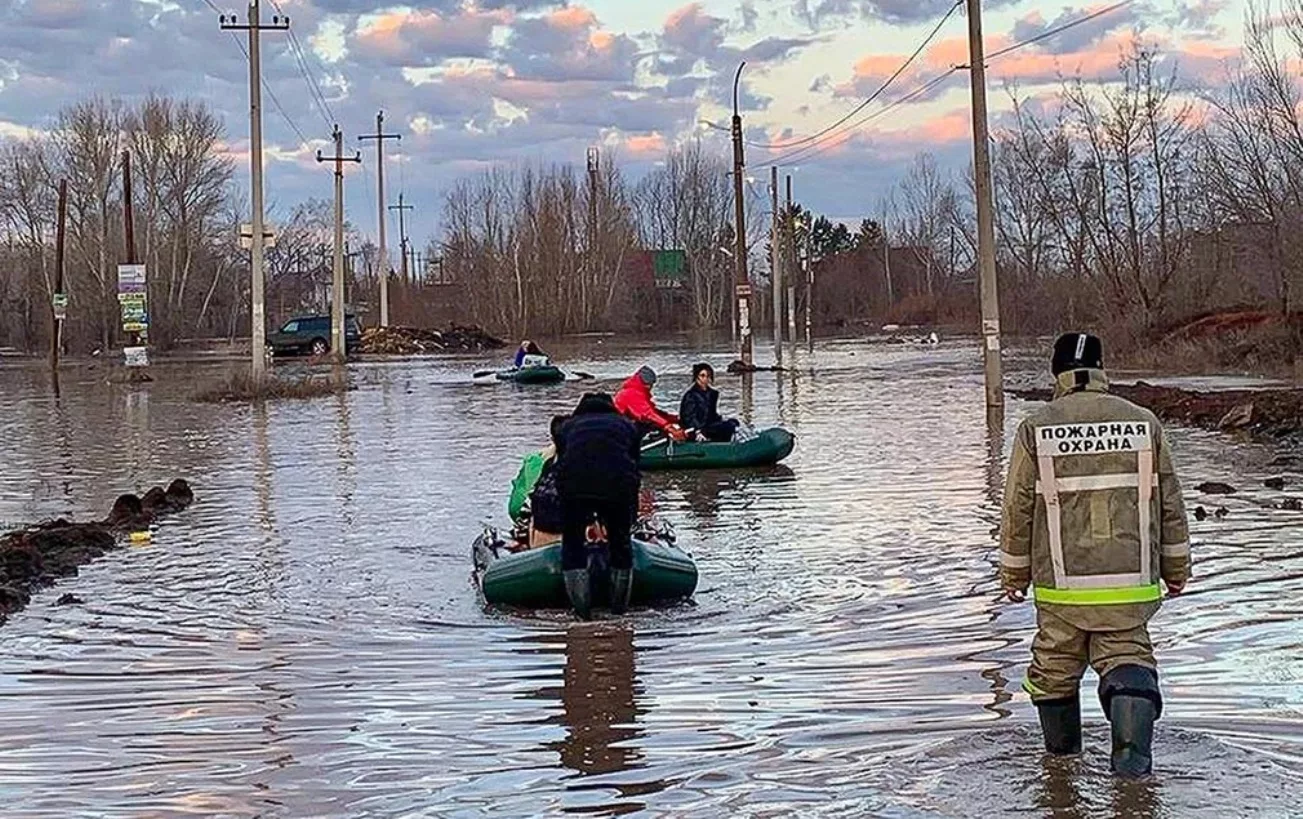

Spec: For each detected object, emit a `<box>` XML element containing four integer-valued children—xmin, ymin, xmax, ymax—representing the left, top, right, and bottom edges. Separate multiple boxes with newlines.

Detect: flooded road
<box><xmin>1</xmin><ymin>338</ymin><xmax>1301</xmax><ymax>817</ymax></box>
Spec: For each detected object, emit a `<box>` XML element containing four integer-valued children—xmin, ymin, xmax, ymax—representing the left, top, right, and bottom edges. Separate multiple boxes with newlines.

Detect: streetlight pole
<box><xmin>966</xmin><ymin>0</ymin><xmax>1004</xmax><ymax>408</ymax></box>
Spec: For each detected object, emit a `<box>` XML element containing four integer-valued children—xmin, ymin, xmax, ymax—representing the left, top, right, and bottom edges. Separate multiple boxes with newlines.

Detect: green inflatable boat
<box><xmin>496</xmin><ymin>364</ymin><xmax>565</xmax><ymax>384</ymax></box>
<box><xmin>473</xmin><ymin>528</ymin><xmax>698</xmax><ymax>610</ymax></box>
<box><xmin>640</xmin><ymin>426</ymin><xmax>795</xmax><ymax>470</ymax></box>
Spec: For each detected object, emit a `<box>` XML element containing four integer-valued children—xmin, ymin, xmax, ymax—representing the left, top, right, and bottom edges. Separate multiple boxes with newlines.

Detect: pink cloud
<box><xmin>353</xmin><ymin>8</ymin><xmax>509</xmax><ymax>65</ymax></box>
<box><xmin>625</xmin><ymin>132</ymin><xmax>668</xmax><ymax>157</ymax></box>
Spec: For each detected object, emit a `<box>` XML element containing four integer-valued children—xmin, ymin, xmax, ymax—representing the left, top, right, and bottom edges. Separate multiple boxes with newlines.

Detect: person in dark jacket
<box><xmin>678</xmin><ymin>363</ymin><xmax>739</xmax><ymax>442</ymax></box>
<box><xmin>554</xmin><ymin>392</ymin><xmax>642</xmax><ymax>618</ymax></box>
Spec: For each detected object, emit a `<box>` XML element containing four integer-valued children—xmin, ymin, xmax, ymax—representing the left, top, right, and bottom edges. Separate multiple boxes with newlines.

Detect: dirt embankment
<box><xmin>1118</xmin><ymin>310</ymin><xmax>1303</xmax><ymax>378</ymax></box>
<box><xmin>1008</xmin><ymin>381</ymin><xmax>1303</xmax><ymax>438</ymax></box>
<box><xmin>1</xmin><ymin>479</ymin><xmax>194</xmax><ymax>626</ymax></box>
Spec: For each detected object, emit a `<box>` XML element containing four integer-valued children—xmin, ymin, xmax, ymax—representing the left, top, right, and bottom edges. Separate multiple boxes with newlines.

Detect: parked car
<box><xmin>267</xmin><ymin>314</ymin><xmax>361</xmax><ymax>357</ymax></box>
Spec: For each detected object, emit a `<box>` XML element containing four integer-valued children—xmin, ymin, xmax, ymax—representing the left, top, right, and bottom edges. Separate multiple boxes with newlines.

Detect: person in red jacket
<box><xmin>613</xmin><ymin>366</ymin><xmax>687</xmax><ymax>441</ymax></box>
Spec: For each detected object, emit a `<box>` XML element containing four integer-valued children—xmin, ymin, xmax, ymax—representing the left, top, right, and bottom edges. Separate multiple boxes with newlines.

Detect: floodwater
<box><xmin>1</xmin><ymin>337</ymin><xmax>1301</xmax><ymax>818</ymax></box>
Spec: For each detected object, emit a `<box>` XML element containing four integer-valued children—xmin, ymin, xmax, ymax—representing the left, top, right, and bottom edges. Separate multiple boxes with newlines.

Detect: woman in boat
<box><xmin>508</xmin><ymin>414</ymin><xmax>568</xmax><ymax>548</ymax></box>
<box><xmin>678</xmin><ymin>362</ymin><xmax>739</xmax><ymax>442</ymax></box>
<box><xmin>613</xmin><ymin>366</ymin><xmax>686</xmax><ymax>441</ymax></box>
<box><xmin>513</xmin><ymin>340</ymin><xmax>548</xmax><ymax>368</ymax></box>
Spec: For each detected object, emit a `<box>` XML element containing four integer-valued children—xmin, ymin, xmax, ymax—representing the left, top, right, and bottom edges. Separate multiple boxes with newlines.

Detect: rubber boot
<box><xmin>1100</xmin><ymin>665</ymin><xmax>1161</xmax><ymax>778</ymax></box>
<box><xmin>1108</xmin><ymin>695</ymin><xmax>1157</xmax><ymax>777</ymax></box>
<box><xmin>563</xmin><ymin>569</ymin><xmax>592</xmax><ymax>620</ymax></box>
<box><xmin>1035</xmin><ymin>694</ymin><xmax>1082</xmax><ymax>755</ymax></box>
<box><xmin>609</xmin><ymin>569</ymin><xmax>633</xmax><ymax>615</ymax></box>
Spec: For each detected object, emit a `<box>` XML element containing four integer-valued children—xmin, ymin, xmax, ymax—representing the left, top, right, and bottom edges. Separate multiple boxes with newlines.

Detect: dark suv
<box><xmin>268</xmin><ymin>314</ymin><xmax>362</xmax><ymax>357</ymax></box>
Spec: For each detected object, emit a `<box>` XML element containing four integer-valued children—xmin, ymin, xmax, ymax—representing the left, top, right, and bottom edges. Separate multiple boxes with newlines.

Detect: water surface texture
<box><xmin>1</xmin><ymin>339</ymin><xmax>1300</xmax><ymax>817</ymax></box>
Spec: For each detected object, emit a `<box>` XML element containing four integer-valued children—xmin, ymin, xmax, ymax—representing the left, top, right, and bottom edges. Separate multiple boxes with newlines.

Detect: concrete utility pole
<box><xmin>221</xmin><ymin>1</ymin><xmax>288</xmax><ymax>385</ymax></box>
<box><xmin>785</xmin><ymin>174</ymin><xmax>795</xmax><ymax>340</ymax></box>
<box><xmin>730</xmin><ymin>61</ymin><xmax>753</xmax><ymax>366</ymax></box>
<box><xmin>966</xmin><ymin>0</ymin><xmax>1004</xmax><ymax>408</ymax></box>
<box><xmin>358</xmin><ymin>111</ymin><xmax>400</xmax><ymax>327</ymax></box>
<box><xmin>389</xmin><ymin>193</ymin><xmax>413</xmax><ymax>284</ymax></box>
<box><xmin>316</xmin><ymin>124</ymin><xmax>361</xmax><ymax>363</ymax></box>
<box><xmin>769</xmin><ymin>165</ymin><xmax>782</xmax><ymax>364</ymax></box>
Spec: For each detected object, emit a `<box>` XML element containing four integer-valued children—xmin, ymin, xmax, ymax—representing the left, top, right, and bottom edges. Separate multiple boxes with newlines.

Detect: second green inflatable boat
<box><xmin>496</xmin><ymin>365</ymin><xmax>566</xmax><ymax>384</ymax></box>
<box><xmin>640</xmin><ymin>426</ymin><xmax>795</xmax><ymax>470</ymax></box>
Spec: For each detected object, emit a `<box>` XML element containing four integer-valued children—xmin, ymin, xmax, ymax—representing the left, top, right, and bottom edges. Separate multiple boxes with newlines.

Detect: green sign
<box><xmin>653</xmin><ymin>250</ymin><xmax>686</xmax><ymax>289</ymax></box>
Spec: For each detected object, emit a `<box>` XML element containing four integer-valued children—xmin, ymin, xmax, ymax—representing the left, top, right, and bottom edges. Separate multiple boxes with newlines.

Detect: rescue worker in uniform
<box><xmin>554</xmin><ymin>392</ymin><xmax>642</xmax><ymax>619</ymax></box>
<box><xmin>999</xmin><ymin>333</ymin><xmax>1191</xmax><ymax>777</ymax></box>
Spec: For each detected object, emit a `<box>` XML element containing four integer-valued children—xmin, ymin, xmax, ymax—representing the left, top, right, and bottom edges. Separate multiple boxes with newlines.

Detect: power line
<box><xmin>750</xmin><ymin>0</ymin><xmax>962</xmax><ymax>151</ymax></box>
<box><xmin>767</xmin><ymin>0</ymin><xmax>1136</xmax><ymax>167</ymax></box>
<box><xmin>268</xmin><ymin>0</ymin><xmax>337</xmax><ymax>128</ymax></box>
<box><xmin>988</xmin><ymin>0</ymin><xmax>1133</xmax><ymax>60</ymax></box>
<box><xmin>201</xmin><ymin>1</ymin><xmax>312</xmax><ymax>145</ymax></box>
<box><xmin>773</xmin><ymin>70</ymin><xmax>961</xmax><ymax>166</ymax></box>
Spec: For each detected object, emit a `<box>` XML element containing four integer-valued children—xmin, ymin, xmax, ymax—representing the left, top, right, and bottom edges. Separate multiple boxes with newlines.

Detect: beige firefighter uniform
<box><xmin>999</xmin><ymin>368</ymin><xmax>1191</xmax><ymax>701</ymax></box>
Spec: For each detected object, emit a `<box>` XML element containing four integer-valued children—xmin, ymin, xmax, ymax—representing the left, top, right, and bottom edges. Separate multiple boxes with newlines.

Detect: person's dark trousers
<box><xmin>561</xmin><ymin>494</ymin><xmax>637</xmax><ymax>571</ymax></box>
<box><xmin>699</xmin><ymin>420</ymin><xmax>738</xmax><ymax>442</ymax></box>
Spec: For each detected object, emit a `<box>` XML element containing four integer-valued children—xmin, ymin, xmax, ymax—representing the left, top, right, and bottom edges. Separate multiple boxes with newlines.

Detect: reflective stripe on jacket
<box><xmin>999</xmin><ymin>368</ymin><xmax>1191</xmax><ymax>630</ymax></box>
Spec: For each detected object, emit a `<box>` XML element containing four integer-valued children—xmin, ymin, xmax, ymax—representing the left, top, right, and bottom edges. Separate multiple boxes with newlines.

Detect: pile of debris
<box><xmin>1</xmin><ymin>479</ymin><xmax>194</xmax><ymax>625</ymax></box>
<box><xmin>360</xmin><ymin>324</ymin><xmax>506</xmax><ymax>355</ymax></box>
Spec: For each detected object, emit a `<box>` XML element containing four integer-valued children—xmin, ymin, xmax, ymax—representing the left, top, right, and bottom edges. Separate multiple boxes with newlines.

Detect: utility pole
<box><xmin>51</xmin><ymin>178</ymin><xmax>67</xmax><ymax>373</ymax></box>
<box><xmin>587</xmin><ymin>146</ymin><xmax>599</xmax><ymax>323</ymax></box>
<box><xmin>730</xmin><ymin>62</ymin><xmax>753</xmax><ymax>366</ymax></box>
<box><xmin>966</xmin><ymin>0</ymin><xmax>1004</xmax><ymax>408</ymax></box>
<box><xmin>785</xmin><ymin>174</ymin><xmax>795</xmax><ymax>340</ymax></box>
<box><xmin>883</xmin><ymin>224</ymin><xmax>894</xmax><ymax>308</ymax></box>
<box><xmin>221</xmin><ymin>1</ymin><xmax>288</xmax><ymax>385</ymax></box>
<box><xmin>769</xmin><ymin>165</ymin><xmax>782</xmax><ymax>363</ymax></box>
<box><xmin>316</xmin><ymin>124</ymin><xmax>361</xmax><ymax>364</ymax></box>
<box><xmin>358</xmin><ymin>111</ymin><xmax>400</xmax><ymax>327</ymax></box>
<box><xmin>804</xmin><ymin>227</ymin><xmax>813</xmax><ymax>349</ymax></box>
<box><xmin>389</xmin><ymin>193</ymin><xmax>412</xmax><ymax>284</ymax></box>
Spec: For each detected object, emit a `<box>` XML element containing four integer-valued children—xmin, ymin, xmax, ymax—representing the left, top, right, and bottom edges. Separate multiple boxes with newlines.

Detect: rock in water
<box><xmin>1195</xmin><ymin>482</ymin><xmax>1238</xmax><ymax>495</ymax></box>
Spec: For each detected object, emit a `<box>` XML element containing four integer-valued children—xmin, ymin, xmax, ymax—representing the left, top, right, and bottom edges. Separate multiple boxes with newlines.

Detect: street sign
<box><xmin>117</xmin><ymin>263</ymin><xmax>146</xmax><ymax>293</ymax></box>
<box><xmin>124</xmin><ymin>346</ymin><xmax>149</xmax><ymax>367</ymax></box>
<box><xmin>52</xmin><ymin>293</ymin><xmax>68</xmax><ymax>321</ymax></box>
<box><xmin>735</xmin><ymin>283</ymin><xmax>753</xmax><ymax>297</ymax></box>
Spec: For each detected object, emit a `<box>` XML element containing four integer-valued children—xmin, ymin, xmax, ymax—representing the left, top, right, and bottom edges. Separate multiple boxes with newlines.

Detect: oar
<box><xmin>640</xmin><ymin>428</ymin><xmax>696</xmax><ymax>451</ymax></box>
<box><xmin>568</xmin><ymin>370</ymin><xmax>596</xmax><ymax>380</ymax></box>
<box><xmin>471</xmin><ymin>369</ymin><xmax>500</xmax><ymax>385</ymax></box>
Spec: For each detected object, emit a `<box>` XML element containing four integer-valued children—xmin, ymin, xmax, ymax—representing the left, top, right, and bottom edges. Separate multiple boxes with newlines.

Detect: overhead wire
<box><xmin>198</xmin><ymin>0</ymin><xmax>313</xmax><ymax>146</ymax></box>
<box><xmin>268</xmin><ymin>0</ymin><xmax>337</xmax><ymax>129</ymax></box>
<box><xmin>765</xmin><ymin>0</ymin><xmax>1136</xmax><ymax>167</ymax></box>
<box><xmin>748</xmin><ymin>0</ymin><xmax>962</xmax><ymax>150</ymax></box>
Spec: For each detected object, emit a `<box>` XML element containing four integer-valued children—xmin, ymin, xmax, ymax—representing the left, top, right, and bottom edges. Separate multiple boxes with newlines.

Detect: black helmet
<box><xmin>1051</xmin><ymin>332</ymin><xmax>1103</xmax><ymax>375</ymax></box>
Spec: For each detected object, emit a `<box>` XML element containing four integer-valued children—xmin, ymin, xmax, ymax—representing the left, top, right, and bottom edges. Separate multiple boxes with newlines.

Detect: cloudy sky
<box><xmin>0</xmin><ymin>0</ymin><xmax>1241</xmax><ymax>249</ymax></box>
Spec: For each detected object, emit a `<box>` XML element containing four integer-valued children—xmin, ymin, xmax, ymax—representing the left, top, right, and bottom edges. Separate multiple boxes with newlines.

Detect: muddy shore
<box><xmin>1008</xmin><ymin>381</ymin><xmax>1303</xmax><ymax>439</ymax></box>
<box><xmin>0</xmin><ymin>479</ymin><xmax>194</xmax><ymax>626</ymax></box>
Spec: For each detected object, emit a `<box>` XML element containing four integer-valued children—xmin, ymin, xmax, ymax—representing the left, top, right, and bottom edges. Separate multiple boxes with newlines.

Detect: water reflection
<box><xmin>550</xmin><ymin>623</ymin><xmax>644</xmax><ymax>778</ymax></box>
<box><xmin>649</xmin><ymin>466</ymin><xmax>796</xmax><ymax>522</ymax></box>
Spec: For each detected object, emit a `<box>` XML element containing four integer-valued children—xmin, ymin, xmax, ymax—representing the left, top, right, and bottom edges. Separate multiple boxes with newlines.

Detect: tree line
<box><xmin>5</xmin><ymin>14</ymin><xmax>1303</xmax><ymax>352</ymax></box>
